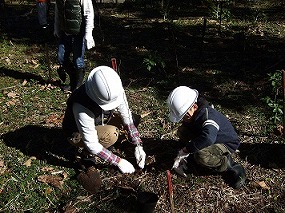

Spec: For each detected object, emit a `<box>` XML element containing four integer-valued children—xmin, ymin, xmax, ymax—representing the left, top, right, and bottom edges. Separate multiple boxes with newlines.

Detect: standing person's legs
<box><xmin>37</xmin><ymin>1</ymin><xmax>48</xmax><ymax>27</ymax></box>
<box><xmin>57</xmin><ymin>35</ymin><xmax>75</xmax><ymax>91</ymax></box>
<box><xmin>72</xmin><ymin>35</ymin><xmax>86</xmax><ymax>91</ymax></box>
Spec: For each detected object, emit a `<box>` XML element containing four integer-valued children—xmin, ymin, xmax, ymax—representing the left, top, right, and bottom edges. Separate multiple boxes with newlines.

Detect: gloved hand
<box><xmin>134</xmin><ymin>145</ymin><xmax>146</xmax><ymax>169</ymax></box>
<box><xmin>172</xmin><ymin>149</ymin><xmax>189</xmax><ymax>176</ymax></box>
<box><xmin>173</xmin><ymin>158</ymin><xmax>188</xmax><ymax>177</ymax></box>
<box><xmin>85</xmin><ymin>33</ymin><xmax>95</xmax><ymax>50</ymax></box>
<box><xmin>117</xmin><ymin>158</ymin><xmax>135</xmax><ymax>174</ymax></box>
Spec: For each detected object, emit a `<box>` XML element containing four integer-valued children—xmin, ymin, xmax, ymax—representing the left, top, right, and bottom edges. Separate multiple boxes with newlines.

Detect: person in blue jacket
<box><xmin>167</xmin><ymin>86</ymin><xmax>246</xmax><ymax>189</ymax></box>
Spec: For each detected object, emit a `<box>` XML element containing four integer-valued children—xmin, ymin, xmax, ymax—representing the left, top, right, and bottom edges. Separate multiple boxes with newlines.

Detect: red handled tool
<box><xmin>167</xmin><ymin>170</ymin><xmax>175</xmax><ymax>213</ymax></box>
<box><xmin>111</xmin><ymin>58</ymin><xmax>117</xmax><ymax>72</ymax></box>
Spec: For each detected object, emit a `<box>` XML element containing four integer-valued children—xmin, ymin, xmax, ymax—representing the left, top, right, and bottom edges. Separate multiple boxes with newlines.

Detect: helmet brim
<box><xmin>98</xmin><ymin>91</ymin><xmax>124</xmax><ymax>111</ymax></box>
<box><xmin>169</xmin><ymin>106</ymin><xmax>189</xmax><ymax>123</ymax></box>
<box><xmin>168</xmin><ymin>88</ymin><xmax>198</xmax><ymax>123</ymax></box>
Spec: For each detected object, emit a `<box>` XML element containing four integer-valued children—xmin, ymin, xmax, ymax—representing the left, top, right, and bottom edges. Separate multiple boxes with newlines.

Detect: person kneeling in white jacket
<box><xmin>62</xmin><ymin>66</ymin><xmax>146</xmax><ymax>173</ymax></box>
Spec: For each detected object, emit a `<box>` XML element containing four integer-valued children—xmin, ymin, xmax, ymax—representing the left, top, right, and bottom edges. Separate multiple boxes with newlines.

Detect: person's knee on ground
<box><xmin>67</xmin><ymin>125</ymin><xmax>119</xmax><ymax>169</ymax></box>
<box><xmin>106</xmin><ymin>112</ymin><xmax>141</xmax><ymax>144</ymax></box>
<box><xmin>194</xmin><ymin>144</ymin><xmax>229</xmax><ymax>172</ymax></box>
<box><xmin>95</xmin><ymin>125</ymin><xmax>119</xmax><ymax>148</ymax></box>
<box><xmin>67</xmin><ymin>125</ymin><xmax>119</xmax><ymax>150</ymax></box>
<box><xmin>193</xmin><ymin>144</ymin><xmax>246</xmax><ymax>189</ymax></box>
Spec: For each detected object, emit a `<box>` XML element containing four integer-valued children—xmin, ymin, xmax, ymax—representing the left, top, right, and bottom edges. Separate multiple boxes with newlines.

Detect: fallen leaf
<box><xmin>0</xmin><ymin>160</ymin><xmax>7</xmax><ymax>175</ymax></box>
<box><xmin>22</xmin><ymin>79</ymin><xmax>28</xmax><ymax>86</ymax></box>
<box><xmin>45</xmin><ymin>187</ymin><xmax>53</xmax><ymax>195</ymax></box>
<box><xmin>41</xmin><ymin>167</ymin><xmax>55</xmax><ymax>172</ymax></box>
<box><xmin>62</xmin><ymin>202</ymin><xmax>79</xmax><ymax>213</ymax></box>
<box><xmin>31</xmin><ymin>59</ymin><xmax>38</xmax><ymax>65</ymax></box>
<box><xmin>257</xmin><ymin>181</ymin><xmax>270</xmax><ymax>190</ymax></box>
<box><xmin>23</xmin><ymin>156</ymin><xmax>37</xmax><ymax>167</ymax></box>
<box><xmin>6</xmin><ymin>100</ymin><xmax>17</xmax><ymax>106</ymax></box>
<box><xmin>45</xmin><ymin>114</ymin><xmax>64</xmax><ymax>126</ymax></box>
<box><xmin>5</xmin><ymin>57</ymin><xmax>11</xmax><ymax>65</ymax></box>
<box><xmin>7</xmin><ymin>92</ymin><xmax>18</xmax><ymax>98</ymax></box>
<box><xmin>30</xmin><ymin>64</ymin><xmax>39</xmax><ymax>69</ymax></box>
<box><xmin>38</xmin><ymin>175</ymin><xmax>64</xmax><ymax>188</ymax></box>
<box><xmin>141</xmin><ymin>111</ymin><xmax>152</xmax><ymax>118</ymax></box>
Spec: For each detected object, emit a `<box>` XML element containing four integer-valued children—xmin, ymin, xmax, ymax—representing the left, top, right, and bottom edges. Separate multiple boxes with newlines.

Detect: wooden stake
<box><xmin>111</xmin><ymin>58</ymin><xmax>117</xmax><ymax>72</ymax></box>
<box><xmin>167</xmin><ymin>170</ymin><xmax>175</xmax><ymax>213</ymax></box>
<box><xmin>44</xmin><ymin>42</ymin><xmax>52</xmax><ymax>82</ymax></box>
<box><xmin>282</xmin><ymin>70</ymin><xmax>285</xmax><ymax>137</ymax></box>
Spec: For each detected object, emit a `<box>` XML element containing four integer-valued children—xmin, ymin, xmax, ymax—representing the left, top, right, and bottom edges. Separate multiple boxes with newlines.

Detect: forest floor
<box><xmin>0</xmin><ymin>1</ymin><xmax>285</xmax><ymax>212</ymax></box>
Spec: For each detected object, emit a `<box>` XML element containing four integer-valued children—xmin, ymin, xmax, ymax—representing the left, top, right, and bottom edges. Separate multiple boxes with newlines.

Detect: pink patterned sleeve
<box><xmin>125</xmin><ymin>124</ymin><xmax>142</xmax><ymax>145</ymax></box>
<box><xmin>97</xmin><ymin>147</ymin><xmax>121</xmax><ymax>166</ymax></box>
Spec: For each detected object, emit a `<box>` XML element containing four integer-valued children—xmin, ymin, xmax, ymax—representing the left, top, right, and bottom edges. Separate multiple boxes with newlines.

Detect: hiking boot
<box><xmin>57</xmin><ymin>66</ymin><xmax>66</xmax><ymax>83</ymax></box>
<box><xmin>225</xmin><ymin>155</ymin><xmax>246</xmax><ymax>189</ymax></box>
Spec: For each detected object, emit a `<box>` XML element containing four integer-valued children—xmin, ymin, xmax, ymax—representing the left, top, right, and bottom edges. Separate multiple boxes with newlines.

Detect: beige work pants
<box><xmin>68</xmin><ymin>125</ymin><xmax>120</xmax><ymax>149</ymax></box>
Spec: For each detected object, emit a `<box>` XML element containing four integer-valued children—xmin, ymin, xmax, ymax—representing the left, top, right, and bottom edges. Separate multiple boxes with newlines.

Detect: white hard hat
<box><xmin>85</xmin><ymin>66</ymin><xmax>124</xmax><ymax>111</ymax></box>
<box><xmin>167</xmin><ymin>86</ymin><xmax>199</xmax><ymax>122</ymax></box>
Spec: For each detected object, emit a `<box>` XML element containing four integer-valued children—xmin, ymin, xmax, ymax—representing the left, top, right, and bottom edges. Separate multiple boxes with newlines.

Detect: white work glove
<box><xmin>172</xmin><ymin>149</ymin><xmax>189</xmax><ymax>177</ymax></box>
<box><xmin>117</xmin><ymin>159</ymin><xmax>135</xmax><ymax>174</ymax></box>
<box><xmin>173</xmin><ymin>158</ymin><xmax>188</xmax><ymax>177</ymax></box>
<box><xmin>134</xmin><ymin>145</ymin><xmax>146</xmax><ymax>169</ymax></box>
<box><xmin>84</xmin><ymin>33</ymin><xmax>95</xmax><ymax>50</ymax></box>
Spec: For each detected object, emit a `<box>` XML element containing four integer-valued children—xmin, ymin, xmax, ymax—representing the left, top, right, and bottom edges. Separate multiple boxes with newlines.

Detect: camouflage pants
<box><xmin>193</xmin><ymin>143</ymin><xmax>230</xmax><ymax>172</ymax></box>
<box><xmin>178</xmin><ymin>124</ymin><xmax>231</xmax><ymax>172</ymax></box>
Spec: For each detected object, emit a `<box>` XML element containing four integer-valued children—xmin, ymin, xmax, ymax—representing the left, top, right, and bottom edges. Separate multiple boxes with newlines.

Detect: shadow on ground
<box><xmin>1</xmin><ymin>125</ymin><xmax>76</xmax><ymax>168</ymax></box>
<box><xmin>0</xmin><ymin>124</ymin><xmax>180</xmax><ymax>171</ymax></box>
<box><xmin>2</xmin><ymin>124</ymin><xmax>284</xmax><ymax>171</ymax></box>
<box><xmin>239</xmin><ymin>142</ymin><xmax>285</xmax><ymax>169</ymax></box>
<box><xmin>0</xmin><ymin>67</ymin><xmax>59</xmax><ymax>85</ymax></box>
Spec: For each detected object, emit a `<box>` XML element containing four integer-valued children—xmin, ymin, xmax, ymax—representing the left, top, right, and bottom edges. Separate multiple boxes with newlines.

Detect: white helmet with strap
<box><xmin>167</xmin><ymin>86</ymin><xmax>199</xmax><ymax>122</ymax></box>
<box><xmin>85</xmin><ymin>66</ymin><xmax>124</xmax><ymax>111</ymax></box>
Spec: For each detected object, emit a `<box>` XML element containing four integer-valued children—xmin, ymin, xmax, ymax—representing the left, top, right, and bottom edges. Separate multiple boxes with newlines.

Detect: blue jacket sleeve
<box><xmin>185</xmin><ymin>120</ymin><xmax>219</xmax><ymax>153</ymax></box>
